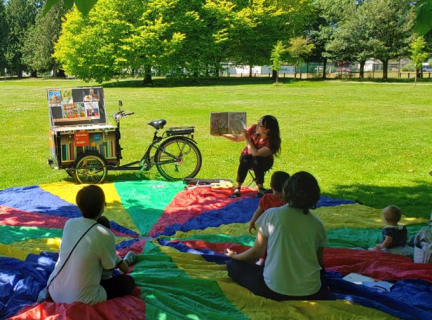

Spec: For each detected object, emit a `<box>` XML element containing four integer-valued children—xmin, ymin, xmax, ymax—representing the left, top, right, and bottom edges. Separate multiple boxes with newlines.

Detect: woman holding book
<box><xmin>221</xmin><ymin>115</ymin><xmax>281</xmax><ymax>198</ymax></box>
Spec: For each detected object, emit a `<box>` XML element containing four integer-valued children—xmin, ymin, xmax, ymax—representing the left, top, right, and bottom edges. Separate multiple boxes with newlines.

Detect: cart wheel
<box><xmin>73</xmin><ymin>153</ymin><xmax>107</xmax><ymax>184</ymax></box>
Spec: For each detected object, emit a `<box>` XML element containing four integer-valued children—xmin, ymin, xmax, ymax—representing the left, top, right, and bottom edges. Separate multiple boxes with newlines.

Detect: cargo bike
<box><xmin>47</xmin><ymin>87</ymin><xmax>202</xmax><ymax>184</ymax></box>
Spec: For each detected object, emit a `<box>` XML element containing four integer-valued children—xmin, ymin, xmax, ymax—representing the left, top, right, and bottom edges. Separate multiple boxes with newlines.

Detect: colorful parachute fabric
<box><xmin>1</xmin><ymin>180</ymin><xmax>432</xmax><ymax>320</ymax></box>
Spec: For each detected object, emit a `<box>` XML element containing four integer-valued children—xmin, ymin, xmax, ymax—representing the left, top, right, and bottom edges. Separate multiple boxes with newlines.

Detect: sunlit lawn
<box><xmin>1</xmin><ymin>77</ymin><xmax>431</xmax><ymax>218</ymax></box>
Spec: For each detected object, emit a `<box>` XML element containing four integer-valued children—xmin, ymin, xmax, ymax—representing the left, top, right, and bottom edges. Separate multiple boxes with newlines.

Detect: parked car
<box><xmin>422</xmin><ymin>66</ymin><xmax>432</xmax><ymax>72</ymax></box>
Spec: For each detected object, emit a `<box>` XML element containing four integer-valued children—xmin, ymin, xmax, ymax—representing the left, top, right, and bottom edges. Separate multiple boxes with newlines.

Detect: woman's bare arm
<box><xmin>226</xmin><ymin>232</ymin><xmax>267</xmax><ymax>261</ymax></box>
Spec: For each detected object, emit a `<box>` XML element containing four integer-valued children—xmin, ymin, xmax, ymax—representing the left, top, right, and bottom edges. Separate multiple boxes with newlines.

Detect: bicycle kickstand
<box><xmin>135</xmin><ymin>162</ymin><xmax>148</xmax><ymax>178</ymax></box>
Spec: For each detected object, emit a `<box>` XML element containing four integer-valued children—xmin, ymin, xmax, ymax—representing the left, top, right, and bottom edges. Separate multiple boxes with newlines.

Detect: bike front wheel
<box><xmin>73</xmin><ymin>153</ymin><xmax>107</xmax><ymax>184</ymax></box>
<box><xmin>155</xmin><ymin>137</ymin><xmax>202</xmax><ymax>181</ymax></box>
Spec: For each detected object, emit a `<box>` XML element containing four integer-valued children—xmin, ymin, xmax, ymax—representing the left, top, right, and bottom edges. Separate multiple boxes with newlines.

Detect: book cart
<box><xmin>47</xmin><ymin>87</ymin><xmax>118</xmax><ymax>184</ymax></box>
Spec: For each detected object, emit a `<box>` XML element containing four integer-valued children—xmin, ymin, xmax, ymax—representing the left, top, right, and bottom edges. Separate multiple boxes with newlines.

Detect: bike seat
<box><xmin>148</xmin><ymin>119</ymin><xmax>166</xmax><ymax>130</ymax></box>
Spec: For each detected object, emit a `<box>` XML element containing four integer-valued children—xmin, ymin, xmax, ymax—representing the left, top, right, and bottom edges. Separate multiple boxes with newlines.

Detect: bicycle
<box><xmin>71</xmin><ymin>101</ymin><xmax>202</xmax><ymax>184</ymax></box>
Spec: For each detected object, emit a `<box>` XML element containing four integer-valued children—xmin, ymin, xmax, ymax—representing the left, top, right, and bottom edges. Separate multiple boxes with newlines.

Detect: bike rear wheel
<box><xmin>73</xmin><ymin>153</ymin><xmax>107</xmax><ymax>184</ymax></box>
<box><xmin>155</xmin><ymin>137</ymin><xmax>202</xmax><ymax>181</ymax></box>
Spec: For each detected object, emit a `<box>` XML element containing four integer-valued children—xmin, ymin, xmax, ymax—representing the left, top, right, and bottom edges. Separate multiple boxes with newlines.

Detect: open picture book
<box><xmin>210</xmin><ymin>112</ymin><xmax>246</xmax><ymax>135</ymax></box>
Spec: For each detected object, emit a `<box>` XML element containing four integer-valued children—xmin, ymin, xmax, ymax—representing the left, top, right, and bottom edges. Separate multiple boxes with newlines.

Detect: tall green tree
<box><xmin>309</xmin><ymin>0</ymin><xmax>353</xmax><ymax>79</ymax></box>
<box><xmin>228</xmin><ymin>0</ymin><xmax>311</xmax><ymax>77</ymax></box>
<box><xmin>324</xmin><ymin>0</ymin><xmax>371</xmax><ymax>78</ymax></box>
<box><xmin>409</xmin><ymin>36</ymin><xmax>430</xmax><ymax>84</ymax></box>
<box><xmin>365</xmin><ymin>0</ymin><xmax>415</xmax><ymax>80</ymax></box>
<box><xmin>285</xmin><ymin>36</ymin><xmax>314</xmax><ymax>77</ymax></box>
<box><xmin>270</xmin><ymin>40</ymin><xmax>284</xmax><ymax>83</ymax></box>
<box><xmin>54</xmin><ymin>0</ymin><xmax>185</xmax><ymax>83</ymax></box>
<box><xmin>22</xmin><ymin>2</ymin><xmax>66</xmax><ymax>76</ymax></box>
<box><xmin>0</xmin><ymin>0</ymin><xmax>8</xmax><ymax>74</ymax></box>
<box><xmin>5</xmin><ymin>0</ymin><xmax>42</xmax><ymax>77</ymax></box>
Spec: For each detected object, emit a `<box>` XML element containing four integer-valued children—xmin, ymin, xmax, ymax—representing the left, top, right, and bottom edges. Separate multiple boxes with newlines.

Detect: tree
<box><xmin>409</xmin><ymin>36</ymin><xmax>429</xmax><ymax>85</ymax></box>
<box><xmin>22</xmin><ymin>2</ymin><xmax>66</xmax><ymax>76</ymax></box>
<box><xmin>309</xmin><ymin>0</ymin><xmax>354</xmax><ymax>79</ymax></box>
<box><xmin>285</xmin><ymin>37</ymin><xmax>314</xmax><ymax>78</ymax></box>
<box><xmin>270</xmin><ymin>40</ymin><xmax>284</xmax><ymax>83</ymax></box>
<box><xmin>228</xmin><ymin>0</ymin><xmax>312</xmax><ymax>77</ymax></box>
<box><xmin>54</xmin><ymin>0</ymin><xmax>185</xmax><ymax>83</ymax></box>
<box><xmin>365</xmin><ymin>0</ymin><xmax>415</xmax><ymax>80</ymax></box>
<box><xmin>5</xmin><ymin>0</ymin><xmax>42</xmax><ymax>77</ymax></box>
<box><xmin>325</xmin><ymin>1</ymin><xmax>382</xmax><ymax>79</ymax></box>
<box><xmin>0</xmin><ymin>0</ymin><xmax>8</xmax><ymax>74</ymax></box>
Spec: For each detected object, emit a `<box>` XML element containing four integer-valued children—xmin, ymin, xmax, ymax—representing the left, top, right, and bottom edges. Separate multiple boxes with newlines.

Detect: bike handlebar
<box><xmin>114</xmin><ymin>111</ymin><xmax>134</xmax><ymax>121</ymax></box>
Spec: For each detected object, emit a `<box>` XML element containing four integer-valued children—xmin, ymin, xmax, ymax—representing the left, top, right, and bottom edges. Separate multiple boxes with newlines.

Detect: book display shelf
<box><xmin>47</xmin><ymin>87</ymin><xmax>119</xmax><ymax>169</ymax></box>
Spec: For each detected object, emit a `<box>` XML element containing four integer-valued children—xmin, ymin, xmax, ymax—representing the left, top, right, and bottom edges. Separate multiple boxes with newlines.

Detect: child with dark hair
<box><xmin>46</xmin><ymin>185</ymin><xmax>136</xmax><ymax>304</ymax></box>
<box><xmin>226</xmin><ymin>171</ymin><xmax>328</xmax><ymax>301</ymax></box>
<box><xmin>370</xmin><ymin>205</ymin><xmax>413</xmax><ymax>256</ymax></box>
<box><xmin>248</xmin><ymin>171</ymin><xmax>290</xmax><ymax>266</ymax></box>
<box><xmin>249</xmin><ymin>171</ymin><xmax>290</xmax><ymax>234</ymax></box>
<box><xmin>220</xmin><ymin>115</ymin><xmax>281</xmax><ymax>198</ymax></box>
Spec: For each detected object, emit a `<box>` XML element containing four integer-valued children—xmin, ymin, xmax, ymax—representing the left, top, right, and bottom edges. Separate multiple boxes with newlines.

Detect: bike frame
<box><xmin>106</xmin><ymin>120</ymin><xmax>197</xmax><ymax>172</ymax></box>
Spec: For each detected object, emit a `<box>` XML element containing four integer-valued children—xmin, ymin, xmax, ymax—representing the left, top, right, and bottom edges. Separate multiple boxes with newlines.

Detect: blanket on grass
<box><xmin>0</xmin><ymin>180</ymin><xmax>431</xmax><ymax>320</ymax></box>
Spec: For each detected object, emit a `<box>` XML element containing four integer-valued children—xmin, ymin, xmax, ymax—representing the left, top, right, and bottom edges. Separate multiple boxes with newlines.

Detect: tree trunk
<box><xmin>17</xmin><ymin>66</ymin><xmax>23</xmax><ymax>78</ymax></box>
<box><xmin>249</xmin><ymin>63</ymin><xmax>253</xmax><ymax>77</ymax></box>
<box><xmin>30</xmin><ymin>71</ymin><xmax>37</xmax><ymax>78</ymax></box>
<box><xmin>272</xmin><ymin>70</ymin><xmax>277</xmax><ymax>80</ymax></box>
<box><xmin>142</xmin><ymin>65</ymin><xmax>152</xmax><ymax>84</ymax></box>
<box><xmin>359</xmin><ymin>61</ymin><xmax>365</xmax><ymax>79</ymax></box>
<box><xmin>57</xmin><ymin>69</ymin><xmax>66</xmax><ymax>78</ymax></box>
<box><xmin>322</xmin><ymin>59</ymin><xmax>327</xmax><ymax>79</ymax></box>
<box><xmin>382</xmin><ymin>60</ymin><xmax>389</xmax><ymax>80</ymax></box>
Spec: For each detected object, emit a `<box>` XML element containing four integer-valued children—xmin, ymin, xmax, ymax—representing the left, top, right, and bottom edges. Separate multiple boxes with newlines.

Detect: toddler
<box><xmin>372</xmin><ymin>205</ymin><xmax>413</xmax><ymax>256</ymax></box>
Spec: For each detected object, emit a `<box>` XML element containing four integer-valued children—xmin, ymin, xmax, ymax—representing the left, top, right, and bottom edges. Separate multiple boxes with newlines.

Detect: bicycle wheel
<box><xmin>155</xmin><ymin>137</ymin><xmax>202</xmax><ymax>181</ymax></box>
<box><xmin>73</xmin><ymin>153</ymin><xmax>107</xmax><ymax>184</ymax></box>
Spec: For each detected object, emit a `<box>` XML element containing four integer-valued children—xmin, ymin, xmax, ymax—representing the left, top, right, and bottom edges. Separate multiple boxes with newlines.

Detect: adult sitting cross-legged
<box><xmin>225</xmin><ymin>171</ymin><xmax>329</xmax><ymax>301</ymax></box>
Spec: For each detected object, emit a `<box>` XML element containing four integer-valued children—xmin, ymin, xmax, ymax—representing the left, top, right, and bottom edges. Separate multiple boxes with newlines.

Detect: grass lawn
<box><xmin>1</xmin><ymin>77</ymin><xmax>431</xmax><ymax>218</ymax></box>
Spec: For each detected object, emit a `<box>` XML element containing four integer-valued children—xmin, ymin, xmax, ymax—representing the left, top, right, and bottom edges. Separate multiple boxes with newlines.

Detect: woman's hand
<box><xmin>242</xmin><ymin>129</ymin><xmax>250</xmax><ymax>141</ymax></box>
<box><xmin>225</xmin><ymin>248</ymin><xmax>237</xmax><ymax>258</ymax></box>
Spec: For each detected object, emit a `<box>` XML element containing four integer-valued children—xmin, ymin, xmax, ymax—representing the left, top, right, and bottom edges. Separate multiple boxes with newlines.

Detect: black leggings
<box><xmin>97</xmin><ymin>216</ymin><xmax>135</xmax><ymax>299</ymax></box>
<box><xmin>227</xmin><ymin>260</ymin><xmax>329</xmax><ymax>301</ymax></box>
<box><xmin>100</xmin><ymin>275</ymin><xmax>135</xmax><ymax>300</ymax></box>
<box><xmin>236</xmin><ymin>154</ymin><xmax>273</xmax><ymax>185</ymax></box>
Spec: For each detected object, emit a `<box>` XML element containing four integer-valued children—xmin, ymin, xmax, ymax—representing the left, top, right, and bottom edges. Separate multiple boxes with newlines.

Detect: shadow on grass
<box><xmin>326</xmin><ymin>180</ymin><xmax>431</xmax><ymax>219</ymax></box>
<box><xmin>102</xmin><ymin>77</ymin><xmax>294</xmax><ymax>88</ymax></box>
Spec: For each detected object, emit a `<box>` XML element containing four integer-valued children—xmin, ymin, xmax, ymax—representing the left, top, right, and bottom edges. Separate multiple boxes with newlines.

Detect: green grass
<box><xmin>1</xmin><ymin>77</ymin><xmax>431</xmax><ymax>218</ymax></box>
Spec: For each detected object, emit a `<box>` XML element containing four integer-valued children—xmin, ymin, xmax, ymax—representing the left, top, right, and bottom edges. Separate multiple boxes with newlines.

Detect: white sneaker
<box><xmin>124</xmin><ymin>251</ymin><xmax>136</xmax><ymax>266</ymax></box>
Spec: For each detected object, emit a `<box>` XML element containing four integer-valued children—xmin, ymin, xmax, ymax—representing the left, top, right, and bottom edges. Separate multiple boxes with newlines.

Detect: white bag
<box><xmin>413</xmin><ymin>218</ymin><xmax>432</xmax><ymax>264</ymax></box>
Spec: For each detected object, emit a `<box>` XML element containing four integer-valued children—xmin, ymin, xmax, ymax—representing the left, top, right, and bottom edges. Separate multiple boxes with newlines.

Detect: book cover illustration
<box><xmin>210</xmin><ymin>112</ymin><xmax>246</xmax><ymax>135</ymax></box>
<box><xmin>61</xmin><ymin>103</ymin><xmax>78</xmax><ymax>119</ymax></box>
<box><xmin>61</xmin><ymin>89</ymin><xmax>73</xmax><ymax>104</ymax></box>
<box><xmin>82</xmin><ymin>88</ymin><xmax>100</xmax><ymax>102</ymax></box>
<box><xmin>48</xmin><ymin>90</ymin><xmax>62</xmax><ymax>105</ymax></box>
<box><xmin>228</xmin><ymin>112</ymin><xmax>247</xmax><ymax>134</ymax></box>
<box><xmin>85</xmin><ymin>102</ymin><xmax>100</xmax><ymax>119</ymax></box>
